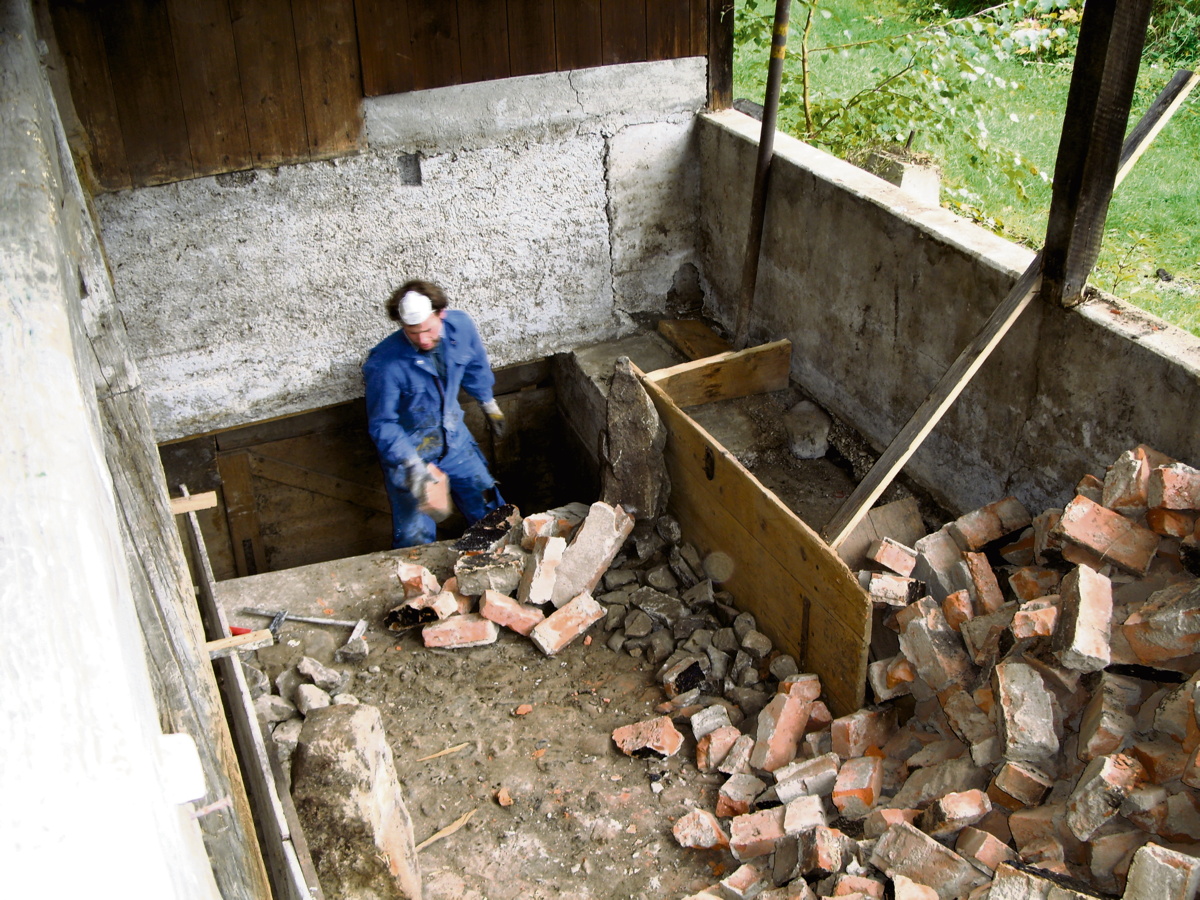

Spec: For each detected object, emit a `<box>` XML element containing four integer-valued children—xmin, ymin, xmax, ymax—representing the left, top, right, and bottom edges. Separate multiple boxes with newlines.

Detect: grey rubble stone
<box><xmin>297</xmin><ymin>656</ymin><xmax>344</xmax><ymax>693</ymax></box>
<box><xmin>603</xmin><ymin>567</ymin><xmax>638</xmax><ymax>590</ymax></box>
<box><xmin>631</xmin><ymin>522</ymin><xmax>666</xmax><ymax>560</ymax></box>
<box><xmin>737</xmin><ymin>667</ymin><xmax>760</xmax><ymax>687</ymax></box>
<box><xmin>769</xmin><ymin>654</ymin><xmax>799</xmax><ymax>680</ymax></box>
<box><xmin>706</xmin><ymin>645</ymin><xmax>731</xmax><ymax>681</ymax></box>
<box><xmin>276</xmin><ymin>667</ymin><xmax>305</xmax><ymax>705</ymax></box>
<box><xmin>292</xmin><ymin>705</ymin><xmax>422</xmax><ymax>900</ymax></box>
<box><xmin>656</xmin><ymin>514</ymin><xmax>683</xmax><ymax>545</ymax></box>
<box><xmin>683</xmin><ymin>579</ymin><xmax>715</xmax><ymax>608</ymax></box>
<box><xmin>646</xmin><ymin>563</ymin><xmax>679</xmax><ymax>592</ymax></box>
<box><xmin>741</xmin><ymin>630</ymin><xmax>773</xmax><ymax>659</ymax></box>
<box><xmin>733</xmin><ymin>611</ymin><xmax>758</xmax><ymax>642</ymax></box>
<box><xmin>243</xmin><ymin>664</ymin><xmax>271</xmax><ymax>700</ymax></box>
<box><xmin>727</xmin><ymin>686</ymin><xmax>770</xmax><ymax>718</ymax></box>
<box><xmin>645</xmin><ymin>628</ymin><xmax>676</xmax><ymax>665</ymax></box>
<box><xmin>624</xmin><ymin>608</ymin><xmax>655</xmax><ymax>638</ymax></box>
<box><xmin>713</xmin><ymin>627</ymin><xmax>740</xmax><ymax>653</ymax></box>
<box><xmin>295</xmin><ymin>684</ymin><xmax>332</xmax><ymax>716</ymax></box>
<box><xmin>714</xmin><ymin>601</ymin><xmax>739</xmax><ymax>626</ymax></box>
<box><xmin>783</xmin><ymin>400</ymin><xmax>832</xmax><ymax>460</ymax></box>
<box><xmin>255</xmin><ymin>693</ymin><xmax>299</xmax><ymax>724</ymax></box>
<box><xmin>603</xmin><ymin>602</ymin><xmax>627</xmax><ymax>631</ymax></box>
<box><xmin>607</xmin><ymin>630</ymin><xmax>627</xmax><ymax>653</ymax></box>
<box><xmin>680</xmin><ymin>542</ymin><xmax>704</xmax><ymax>575</ymax></box>
<box><xmin>731</xmin><ymin>649</ymin><xmax>753</xmax><ymax>680</ymax></box>
<box><xmin>272</xmin><ymin>717</ymin><xmax>304</xmax><ymax>762</ymax></box>
<box><xmin>600</xmin><ymin>357</ymin><xmax>669</xmax><ymax>521</ymax></box>
<box><xmin>870</xmin><ymin>822</ymin><xmax>988</xmax><ymax>900</ymax></box>
<box><xmin>667</xmin><ymin>549</ymin><xmax>698</xmax><ymax>589</ymax></box>
<box><xmin>680</xmin><ymin>626</ymin><xmax>714</xmax><ymax>652</ymax></box>
<box><xmin>630</xmin><ymin>586</ymin><xmax>689</xmax><ymax>626</ymax></box>
<box><xmin>335</xmin><ymin>636</ymin><xmax>369</xmax><ymax>663</ymax></box>
<box><xmin>332</xmin><ymin>693</ymin><xmax>361</xmax><ymax>706</ymax></box>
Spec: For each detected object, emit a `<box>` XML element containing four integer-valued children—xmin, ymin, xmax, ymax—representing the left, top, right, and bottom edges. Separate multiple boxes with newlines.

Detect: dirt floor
<box><xmin>216</xmin><ymin>382</ymin><xmax>943</xmax><ymax>899</ymax></box>
<box><xmin>222</xmin><ymin>545</ymin><xmax>732</xmax><ymax>900</ymax></box>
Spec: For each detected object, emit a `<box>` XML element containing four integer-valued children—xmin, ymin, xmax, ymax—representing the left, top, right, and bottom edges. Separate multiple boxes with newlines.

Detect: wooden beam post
<box><xmin>1041</xmin><ymin>0</ymin><xmax>1153</xmax><ymax>308</ymax></box>
<box><xmin>708</xmin><ymin>0</ymin><xmax>735</xmax><ymax>110</ymax></box>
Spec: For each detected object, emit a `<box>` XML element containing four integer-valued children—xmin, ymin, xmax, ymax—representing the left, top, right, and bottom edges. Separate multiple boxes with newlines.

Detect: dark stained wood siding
<box><xmin>49</xmin><ymin>0</ymin><xmax>711</xmax><ymax>191</ymax></box>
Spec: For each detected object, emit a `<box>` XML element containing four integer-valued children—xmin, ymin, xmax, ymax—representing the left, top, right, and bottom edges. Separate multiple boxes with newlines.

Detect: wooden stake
<box><xmin>416</xmin><ymin>808</ymin><xmax>477</xmax><ymax>852</ymax></box>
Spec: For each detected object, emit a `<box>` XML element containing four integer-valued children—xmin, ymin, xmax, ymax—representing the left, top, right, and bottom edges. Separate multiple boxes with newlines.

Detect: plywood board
<box><xmin>656</xmin><ymin>318</ymin><xmax>732</xmax><ymax>361</ymax></box>
<box><xmin>644</xmin><ymin>339</ymin><xmax>791</xmax><ymax>408</ymax></box>
<box><xmin>641</xmin><ymin>375</ymin><xmax>869</xmax><ymax>716</ymax></box>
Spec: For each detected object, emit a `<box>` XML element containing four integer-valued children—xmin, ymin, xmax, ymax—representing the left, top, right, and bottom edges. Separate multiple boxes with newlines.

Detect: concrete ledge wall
<box><xmin>1</xmin><ymin>1</ymin><xmax>218</xmax><ymax>892</ymax></box>
<box><xmin>699</xmin><ymin>109</ymin><xmax>1200</xmax><ymax>515</ymax></box>
<box><xmin>96</xmin><ymin>59</ymin><xmax>706</xmax><ymax>441</ymax></box>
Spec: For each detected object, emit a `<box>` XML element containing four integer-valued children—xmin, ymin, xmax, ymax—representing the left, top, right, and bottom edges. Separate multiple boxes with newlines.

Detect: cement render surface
<box><xmin>698</xmin><ymin>109</ymin><xmax>1200</xmax><ymax>517</ymax></box>
<box><xmin>97</xmin><ymin>60</ymin><xmax>706</xmax><ymax>441</ymax></box>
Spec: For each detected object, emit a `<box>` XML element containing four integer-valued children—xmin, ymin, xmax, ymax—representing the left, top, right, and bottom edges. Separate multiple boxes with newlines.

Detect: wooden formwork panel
<box><xmin>640</xmin><ymin>342</ymin><xmax>870</xmax><ymax>717</ymax></box>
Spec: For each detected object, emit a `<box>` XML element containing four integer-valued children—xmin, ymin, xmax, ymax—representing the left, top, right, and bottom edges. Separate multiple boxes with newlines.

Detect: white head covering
<box><xmin>398</xmin><ymin>290</ymin><xmax>433</xmax><ymax>325</ymax></box>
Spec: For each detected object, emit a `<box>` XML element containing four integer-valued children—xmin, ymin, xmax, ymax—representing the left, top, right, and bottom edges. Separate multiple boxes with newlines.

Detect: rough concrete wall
<box><xmin>95</xmin><ymin>59</ymin><xmax>706</xmax><ymax>441</ymax></box>
<box><xmin>698</xmin><ymin>109</ymin><xmax>1200</xmax><ymax>515</ymax></box>
<box><xmin>0</xmin><ymin>1</ymin><xmax>220</xmax><ymax>894</ymax></box>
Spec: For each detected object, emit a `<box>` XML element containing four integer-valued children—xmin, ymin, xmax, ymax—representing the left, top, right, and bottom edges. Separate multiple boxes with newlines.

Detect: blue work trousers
<box><xmin>383</xmin><ymin>436</ymin><xmax>504</xmax><ymax>548</ymax></box>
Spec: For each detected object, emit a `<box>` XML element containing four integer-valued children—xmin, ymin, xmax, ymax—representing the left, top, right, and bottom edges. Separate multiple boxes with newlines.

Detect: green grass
<box><xmin>733</xmin><ymin>0</ymin><xmax>1200</xmax><ymax>337</ymax></box>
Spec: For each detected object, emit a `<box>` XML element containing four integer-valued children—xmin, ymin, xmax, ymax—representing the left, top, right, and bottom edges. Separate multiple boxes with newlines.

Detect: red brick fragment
<box><xmin>729</xmin><ymin>807</ymin><xmax>786</xmax><ymax>860</ymax></box>
<box><xmin>1149</xmin><ymin>462</ymin><xmax>1200</xmax><ymax>510</ymax></box>
<box><xmin>1053</xmin><ymin>495</ymin><xmax>1161</xmax><ymax>576</ymax></box>
<box><xmin>421</xmin><ymin>613</ymin><xmax>500</xmax><ymax>649</ymax></box>
<box><xmin>611</xmin><ymin>715</ymin><xmax>683</xmax><ymax>758</ymax></box>
<box><xmin>479</xmin><ymin>589</ymin><xmax>546</xmax><ymax>636</ymax></box>
<box><xmin>529</xmin><ymin>591</ymin><xmax>605</xmax><ymax>656</ymax></box>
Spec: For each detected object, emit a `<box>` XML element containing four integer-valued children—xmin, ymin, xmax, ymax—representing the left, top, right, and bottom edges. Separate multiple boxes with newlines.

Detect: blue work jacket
<box><xmin>363</xmin><ymin>310</ymin><xmax>496</xmax><ymax>469</ymax></box>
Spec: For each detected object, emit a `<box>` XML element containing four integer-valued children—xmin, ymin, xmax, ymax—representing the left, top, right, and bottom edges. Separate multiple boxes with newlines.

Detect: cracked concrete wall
<box><xmin>699</xmin><ymin>109</ymin><xmax>1200</xmax><ymax>515</ymax></box>
<box><xmin>94</xmin><ymin>59</ymin><xmax>705</xmax><ymax>441</ymax></box>
<box><xmin>2</xmin><ymin>0</ymin><xmax>220</xmax><ymax>892</ymax></box>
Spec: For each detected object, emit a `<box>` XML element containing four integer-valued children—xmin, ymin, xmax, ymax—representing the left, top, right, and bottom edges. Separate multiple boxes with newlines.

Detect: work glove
<box><xmin>403</xmin><ymin>458</ymin><xmax>433</xmax><ymax>497</ymax></box>
<box><xmin>482</xmin><ymin>399</ymin><xmax>506</xmax><ymax>440</ymax></box>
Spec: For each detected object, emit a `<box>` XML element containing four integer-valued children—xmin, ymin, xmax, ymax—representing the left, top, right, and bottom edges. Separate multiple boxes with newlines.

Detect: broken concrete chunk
<box><xmin>673</xmin><ymin>809</ymin><xmax>730</xmax><ymax>850</ymax></box>
<box><xmin>993</xmin><ymin>660</ymin><xmax>1060</xmax><ymax>765</ymax></box>
<box><xmin>870</xmin><ymin>822</ymin><xmax>988</xmax><ymax>900</ymax></box>
<box><xmin>516</xmin><ymin>535</ymin><xmax>566</xmax><ymax>606</ymax></box>
<box><xmin>453</xmin><ymin>546</ymin><xmax>526</xmax><ymax>597</ymax></box>
<box><xmin>294</xmin><ymin>683</ymin><xmax>332</xmax><ymax>716</ymax></box>
<box><xmin>1051</xmin><ymin>564</ymin><xmax>1113</xmax><ymax>673</ymax></box>
<box><xmin>611</xmin><ymin>715</ymin><xmax>682</xmax><ymax>758</ymax></box>
<box><xmin>291</xmin><ymin>704</ymin><xmax>422</xmax><ymax>900</ymax></box>
<box><xmin>530</xmin><ymin>591</ymin><xmax>605</xmax><ymax>656</ymax></box>
<box><xmin>549</xmin><ymin>502</ymin><xmax>635</xmax><ymax>607</ymax></box>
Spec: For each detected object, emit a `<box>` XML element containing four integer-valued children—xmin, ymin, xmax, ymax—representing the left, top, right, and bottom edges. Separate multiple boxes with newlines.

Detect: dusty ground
<box><xmin>217</xmin><ymin>385</ymin><xmax>943</xmax><ymax>899</ymax></box>
<box><xmin>223</xmin><ymin>548</ymin><xmax>731</xmax><ymax>900</ymax></box>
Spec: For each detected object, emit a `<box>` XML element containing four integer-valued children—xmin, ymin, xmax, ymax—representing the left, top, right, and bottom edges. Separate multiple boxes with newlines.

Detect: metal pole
<box><xmin>733</xmin><ymin>0</ymin><xmax>792</xmax><ymax>350</ymax></box>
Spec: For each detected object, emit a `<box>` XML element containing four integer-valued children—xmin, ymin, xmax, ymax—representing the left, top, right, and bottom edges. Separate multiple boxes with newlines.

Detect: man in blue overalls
<box><xmin>363</xmin><ymin>280</ymin><xmax>506</xmax><ymax>548</ymax></box>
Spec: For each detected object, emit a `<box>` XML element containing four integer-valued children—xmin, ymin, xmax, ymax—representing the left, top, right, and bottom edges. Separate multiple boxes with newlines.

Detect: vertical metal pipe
<box><xmin>733</xmin><ymin>0</ymin><xmax>792</xmax><ymax>349</ymax></box>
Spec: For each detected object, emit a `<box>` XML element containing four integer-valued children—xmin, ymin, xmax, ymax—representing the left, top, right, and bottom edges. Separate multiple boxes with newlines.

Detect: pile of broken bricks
<box><xmin>316</xmin><ymin>443</ymin><xmax>1200</xmax><ymax>900</ymax></box>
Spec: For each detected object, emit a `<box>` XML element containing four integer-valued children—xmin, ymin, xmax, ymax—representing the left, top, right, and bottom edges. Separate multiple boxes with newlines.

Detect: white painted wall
<box><xmin>96</xmin><ymin>59</ymin><xmax>707</xmax><ymax>441</ymax></box>
<box><xmin>1</xmin><ymin>2</ymin><xmax>220</xmax><ymax>894</ymax></box>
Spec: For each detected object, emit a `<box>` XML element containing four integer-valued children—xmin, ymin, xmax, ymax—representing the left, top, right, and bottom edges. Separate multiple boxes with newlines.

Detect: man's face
<box><xmin>403</xmin><ymin>311</ymin><xmax>444</xmax><ymax>352</ymax></box>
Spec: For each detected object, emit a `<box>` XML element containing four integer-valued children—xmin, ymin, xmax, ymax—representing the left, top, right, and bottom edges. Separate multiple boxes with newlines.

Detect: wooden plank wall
<box><xmin>49</xmin><ymin>0</ymin><xmax>707</xmax><ymax>191</ymax></box>
<box><xmin>639</xmin><ymin>346</ymin><xmax>872</xmax><ymax>717</ymax></box>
